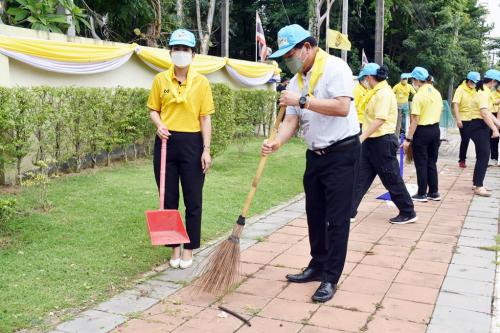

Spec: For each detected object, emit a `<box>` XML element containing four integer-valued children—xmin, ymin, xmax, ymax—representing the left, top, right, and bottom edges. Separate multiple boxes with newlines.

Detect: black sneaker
<box><xmin>389</xmin><ymin>214</ymin><xmax>418</xmax><ymax>224</ymax></box>
<box><xmin>427</xmin><ymin>192</ymin><xmax>441</xmax><ymax>201</ymax></box>
<box><xmin>412</xmin><ymin>194</ymin><xmax>428</xmax><ymax>202</ymax></box>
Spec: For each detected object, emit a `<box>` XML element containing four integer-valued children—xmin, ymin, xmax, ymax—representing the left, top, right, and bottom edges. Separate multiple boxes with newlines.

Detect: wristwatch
<box><xmin>299</xmin><ymin>95</ymin><xmax>308</xmax><ymax>109</ymax></box>
<box><xmin>405</xmin><ymin>138</ymin><xmax>413</xmax><ymax>143</ymax></box>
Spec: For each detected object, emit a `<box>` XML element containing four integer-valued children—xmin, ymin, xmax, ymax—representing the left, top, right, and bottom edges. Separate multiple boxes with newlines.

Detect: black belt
<box><xmin>417</xmin><ymin>123</ymin><xmax>439</xmax><ymax>127</ymax></box>
<box><xmin>312</xmin><ymin>134</ymin><xmax>359</xmax><ymax>156</ymax></box>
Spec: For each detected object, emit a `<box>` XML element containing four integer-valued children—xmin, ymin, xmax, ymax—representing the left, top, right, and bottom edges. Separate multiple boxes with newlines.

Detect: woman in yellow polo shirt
<box><xmin>490</xmin><ymin>83</ymin><xmax>500</xmax><ymax>166</ymax></box>
<box><xmin>351</xmin><ymin>63</ymin><xmax>417</xmax><ymax>224</ymax></box>
<box><xmin>147</xmin><ymin>29</ymin><xmax>215</xmax><ymax>269</ymax></box>
<box><xmin>393</xmin><ymin>73</ymin><xmax>416</xmax><ymax>135</ymax></box>
<box><xmin>403</xmin><ymin>67</ymin><xmax>442</xmax><ymax>202</ymax></box>
<box><xmin>469</xmin><ymin>69</ymin><xmax>500</xmax><ymax>196</ymax></box>
<box><xmin>452</xmin><ymin>71</ymin><xmax>480</xmax><ymax>168</ymax></box>
<box><xmin>353</xmin><ymin>77</ymin><xmax>367</xmax><ymax>130</ymax></box>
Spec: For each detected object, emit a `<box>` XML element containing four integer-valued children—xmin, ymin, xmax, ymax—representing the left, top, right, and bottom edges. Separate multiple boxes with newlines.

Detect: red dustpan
<box><xmin>145</xmin><ymin>138</ymin><xmax>190</xmax><ymax>246</ymax></box>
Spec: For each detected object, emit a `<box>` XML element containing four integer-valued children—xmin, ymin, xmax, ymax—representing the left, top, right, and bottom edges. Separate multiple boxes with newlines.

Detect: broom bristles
<box><xmin>196</xmin><ymin>238</ymin><xmax>241</xmax><ymax>294</ymax></box>
<box><xmin>405</xmin><ymin>145</ymin><xmax>414</xmax><ymax>163</ymax></box>
<box><xmin>196</xmin><ymin>223</ymin><xmax>245</xmax><ymax>294</ymax></box>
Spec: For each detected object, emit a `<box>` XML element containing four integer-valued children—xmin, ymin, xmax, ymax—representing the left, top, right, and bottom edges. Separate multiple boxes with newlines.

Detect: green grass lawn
<box><xmin>0</xmin><ymin>138</ymin><xmax>306</xmax><ymax>333</ymax></box>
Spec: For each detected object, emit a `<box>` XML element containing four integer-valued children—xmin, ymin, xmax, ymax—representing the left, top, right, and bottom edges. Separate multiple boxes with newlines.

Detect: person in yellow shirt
<box><xmin>403</xmin><ymin>67</ymin><xmax>442</xmax><ymax>202</ymax></box>
<box><xmin>452</xmin><ymin>71</ymin><xmax>480</xmax><ymax>168</ymax></box>
<box><xmin>351</xmin><ymin>63</ymin><xmax>417</xmax><ymax>224</ymax></box>
<box><xmin>490</xmin><ymin>84</ymin><xmax>500</xmax><ymax>166</ymax></box>
<box><xmin>147</xmin><ymin>29</ymin><xmax>215</xmax><ymax>269</ymax></box>
<box><xmin>354</xmin><ymin>77</ymin><xmax>368</xmax><ymax>129</ymax></box>
<box><xmin>468</xmin><ymin>69</ymin><xmax>500</xmax><ymax>196</ymax></box>
<box><xmin>393</xmin><ymin>73</ymin><xmax>416</xmax><ymax>135</ymax></box>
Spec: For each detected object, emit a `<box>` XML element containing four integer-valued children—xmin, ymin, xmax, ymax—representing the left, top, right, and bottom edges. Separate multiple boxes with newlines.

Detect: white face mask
<box><xmin>171</xmin><ymin>51</ymin><xmax>193</xmax><ymax>68</ymax></box>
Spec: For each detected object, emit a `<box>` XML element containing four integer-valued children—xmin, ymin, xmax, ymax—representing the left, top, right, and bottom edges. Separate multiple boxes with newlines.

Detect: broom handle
<box><xmin>241</xmin><ymin>106</ymin><xmax>287</xmax><ymax>218</ymax></box>
<box><xmin>159</xmin><ymin>138</ymin><xmax>167</xmax><ymax>210</ymax></box>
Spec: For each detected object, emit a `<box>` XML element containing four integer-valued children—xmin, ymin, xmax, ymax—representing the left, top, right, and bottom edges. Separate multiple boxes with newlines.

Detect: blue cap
<box><xmin>269</xmin><ymin>24</ymin><xmax>311</xmax><ymax>59</ymax></box>
<box><xmin>401</xmin><ymin>73</ymin><xmax>411</xmax><ymax>80</ymax></box>
<box><xmin>357</xmin><ymin>63</ymin><xmax>380</xmax><ymax>80</ymax></box>
<box><xmin>169</xmin><ymin>29</ymin><xmax>196</xmax><ymax>48</ymax></box>
<box><xmin>466</xmin><ymin>71</ymin><xmax>480</xmax><ymax>83</ymax></box>
<box><xmin>411</xmin><ymin>67</ymin><xmax>429</xmax><ymax>81</ymax></box>
<box><xmin>484</xmin><ymin>69</ymin><xmax>500</xmax><ymax>82</ymax></box>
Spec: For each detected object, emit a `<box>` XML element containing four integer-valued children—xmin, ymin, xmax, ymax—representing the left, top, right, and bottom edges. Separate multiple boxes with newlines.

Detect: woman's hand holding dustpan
<box><xmin>145</xmin><ymin>138</ymin><xmax>190</xmax><ymax>246</ymax></box>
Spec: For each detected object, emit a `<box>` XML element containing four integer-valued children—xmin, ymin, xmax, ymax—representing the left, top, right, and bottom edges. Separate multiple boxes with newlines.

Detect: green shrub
<box><xmin>0</xmin><ymin>198</ymin><xmax>16</xmax><ymax>233</ymax></box>
<box><xmin>0</xmin><ymin>84</ymin><xmax>276</xmax><ymax>181</ymax></box>
<box><xmin>211</xmin><ymin>84</ymin><xmax>236</xmax><ymax>157</ymax></box>
<box><xmin>233</xmin><ymin>89</ymin><xmax>277</xmax><ymax>153</ymax></box>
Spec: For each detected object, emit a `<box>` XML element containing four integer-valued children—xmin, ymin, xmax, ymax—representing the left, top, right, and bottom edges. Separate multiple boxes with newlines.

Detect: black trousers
<box><xmin>469</xmin><ymin>119</ymin><xmax>490</xmax><ymax>187</ymax></box>
<box><xmin>413</xmin><ymin>124</ymin><xmax>440</xmax><ymax>196</ymax></box>
<box><xmin>459</xmin><ymin>121</ymin><xmax>471</xmax><ymax>163</ymax></box>
<box><xmin>153</xmin><ymin>132</ymin><xmax>205</xmax><ymax>249</ymax></box>
<box><xmin>491</xmin><ymin>113</ymin><xmax>499</xmax><ymax>160</ymax></box>
<box><xmin>351</xmin><ymin>134</ymin><xmax>415</xmax><ymax>218</ymax></box>
<box><xmin>304</xmin><ymin>139</ymin><xmax>360</xmax><ymax>284</ymax></box>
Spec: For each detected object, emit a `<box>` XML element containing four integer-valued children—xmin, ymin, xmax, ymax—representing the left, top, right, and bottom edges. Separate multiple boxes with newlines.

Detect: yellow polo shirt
<box><xmin>354</xmin><ymin>82</ymin><xmax>367</xmax><ymax>123</ymax></box>
<box><xmin>393</xmin><ymin>82</ymin><xmax>416</xmax><ymax>104</ymax></box>
<box><xmin>452</xmin><ymin>82</ymin><xmax>477</xmax><ymax>121</ymax></box>
<box><xmin>493</xmin><ymin>89</ymin><xmax>500</xmax><ymax>114</ymax></box>
<box><xmin>363</xmin><ymin>82</ymin><xmax>398</xmax><ymax>138</ymax></box>
<box><xmin>147</xmin><ymin>68</ymin><xmax>215</xmax><ymax>132</ymax></box>
<box><xmin>411</xmin><ymin>84</ymin><xmax>443</xmax><ymax>125</ymax></box>
<box><xmin>472</xmin><ymin>86</ymin><xmax>493</xmax><ymax>120</ymax></box>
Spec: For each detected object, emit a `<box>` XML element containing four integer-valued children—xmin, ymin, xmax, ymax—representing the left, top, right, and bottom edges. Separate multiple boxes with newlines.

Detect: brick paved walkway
<box><xmin>50</xmin><ymin>133</ymin><xmax>500</xmax><ymax>333</ymax></box>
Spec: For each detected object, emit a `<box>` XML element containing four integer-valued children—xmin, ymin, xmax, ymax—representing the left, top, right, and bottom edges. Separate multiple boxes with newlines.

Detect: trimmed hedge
<box><xmin>0</xmin><ymin>85</ymin><xmax>277</xmax><ymax>183</ymax></box>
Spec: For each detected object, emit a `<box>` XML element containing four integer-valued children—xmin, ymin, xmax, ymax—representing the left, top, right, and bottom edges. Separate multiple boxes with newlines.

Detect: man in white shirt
<box><xmin>262</xmin><ymin>24</ymin><xmax>360</xmax><ymax>302</ymax></box>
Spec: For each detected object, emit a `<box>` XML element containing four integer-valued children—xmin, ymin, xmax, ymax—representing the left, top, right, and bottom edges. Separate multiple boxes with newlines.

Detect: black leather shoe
<box><xmin>312</xmin><ymin>282</ymin><xmax>336</xmax><ymax>302</ymax></box>
<box><xmin>286</xmin><ymin>267</ymin><xmax>323</xmax><ymax>283</ymax></box>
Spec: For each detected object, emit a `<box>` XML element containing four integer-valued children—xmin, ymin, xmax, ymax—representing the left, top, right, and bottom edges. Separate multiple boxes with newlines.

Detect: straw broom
<box><xmin>196</xmin><ymin>105</ymin><xmax>287</xmax><ymax>295</ymax></box>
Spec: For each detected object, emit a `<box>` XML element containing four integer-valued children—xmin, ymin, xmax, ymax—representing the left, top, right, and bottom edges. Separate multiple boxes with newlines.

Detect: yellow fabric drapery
<box><xmin>225</xmin><ymin>58</ymin><xmax>279</xmax><ymax>78</ymax></box>
<box><xmin>0</xmin><ymin>35</ymin><xmax>135</xmax><ymax>62</ymax></box>
<box><xmin>0</xmin><ymin>35</ymin><xmax>280</xmax><ymax>83</ymax></box>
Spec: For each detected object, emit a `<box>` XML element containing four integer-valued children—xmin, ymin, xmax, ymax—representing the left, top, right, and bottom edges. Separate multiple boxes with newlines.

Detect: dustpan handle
<box><xmin>159</xmin><ymin>138</ymin><xmax>167</xmax><ymax>210</ymax></box>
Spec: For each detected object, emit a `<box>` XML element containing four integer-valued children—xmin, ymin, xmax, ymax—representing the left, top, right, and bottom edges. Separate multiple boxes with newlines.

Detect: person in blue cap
<box><xmin>403</xmin><ymin>67</ymin><xmax>442</xmax><ymax>202</ymax></box>
<box><xmin>452</xmin><ymin>71</ymin><xmax>480</xmax><ymax>168</ymax></box>
<box><xmin>147</xmin><ymin>29</ymin><xmax>215</xmax><ymax>269</ymax></box>
<box><xmin>261</xmin><ymin>24</ymin><xmax>360</xmax><ymax>302</ymax></box>
<box><xmin>469</xmin><ymin>69</ymin><xmax>500</xmax><ymax>196</ymax></box>
<box><xmin>393</xmin><ymin>73</ymin><xmax>416</xmax><ymax>134</ymax></box>
<box><xmin>351</xmin><ymin>63</ymin><xmax>417</xmax><ymax>224</ymax></box>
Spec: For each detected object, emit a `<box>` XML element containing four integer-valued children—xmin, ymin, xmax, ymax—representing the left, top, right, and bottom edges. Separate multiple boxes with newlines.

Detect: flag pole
<box><xmin>325</xmin><ymin>8</ymin><xmax>329</xmax><ymax>53</ymax></box>
<box><xmin>255</xmin><ymin>11</ymin><xmax>258</xmax><ymax>62</ymax></box>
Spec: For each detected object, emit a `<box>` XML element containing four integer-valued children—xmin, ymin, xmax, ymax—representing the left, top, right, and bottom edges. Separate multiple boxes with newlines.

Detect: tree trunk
<box><xmin>55</xmin><ymin>122</ymin><xmax>62</xmax><ymax>175</ymax></box>
<box><xmin>106</xmin><ymin>151</ymin><xmax>111</xmax><ymax>166</ymax></box>
<box><xmin>75</xmin><ymin>142</ymin><xmax>81</xmax><ymax>173</ymax></box>
<box><xmin>309</xmin><ymin>0</ymin><xmax>334</xmax><ymax>41</ymax></box>
<box><xmin>16</xmin><ymin>157</ymin><xmax>22</xmax><ymax>185</ymax></box>
<box><xmin>122</xmin><ymin>145</ymin><xmax>128</xmax><ymax>162</ymax></box>
<box><xmin>308</xmin><ymin>0</ymin><xmax>318</xmax><ymax>39</ymax></box>
<box><xmin>176</xmin><ymin>0</ymin><xmax>184</xmax><ymax>26</ymax></box>
<box><xmin>196</xmin><ymin>0</ymin><xmax>217</xmax><ymax>55</ymax></box>
<box><xmin>133</xmin><ymin>143</ymin><xmax>138</xmax><ymax>160</ymax></box>
<box><xmin>146</xmin><ymin>0</ymin><xmax>162</xmax><ymax>47</ymax></box>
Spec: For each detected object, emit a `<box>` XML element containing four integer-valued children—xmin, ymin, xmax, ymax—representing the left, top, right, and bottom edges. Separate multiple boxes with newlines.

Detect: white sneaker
<box><xmin>180</xmin><ymin>259</ymin><xmax>193</xmax><ymax>269</ymax></box>
<box><xmin>169</xmin><ymin>258</ymin><xmax>180</xmax><ymax>269</ymax></box>
<box><xmin>489</xmin><ymin>159</ymin><xmax>498</xmax><ymax>166</ymax></box>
